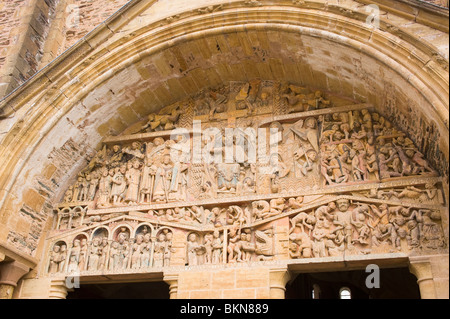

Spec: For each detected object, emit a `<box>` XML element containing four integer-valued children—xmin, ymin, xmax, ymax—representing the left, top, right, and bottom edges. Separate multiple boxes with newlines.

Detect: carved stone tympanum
<box><xmin>45</xmin><ymin>81</ymin><xmax>446</xmax><ymax>278</ymax></box>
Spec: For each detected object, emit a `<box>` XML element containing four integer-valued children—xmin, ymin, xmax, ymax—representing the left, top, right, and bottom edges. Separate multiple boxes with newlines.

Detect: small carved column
<box><xmin>164</xmin><ymin>273</ymin><xmax>179</xmax><ymax>299</ymax></box>
<box><xmin>409</xmin><ymin>256</ymin><xmax>437</xmax><ymax>299</ymax></box>
<box><xmin>150</xmin><ymin>236</ymin><xmax>156</xmax><ymax>267</ymax></box>
<box><xmin>55</xmin><ymin>211</ymin><xmax>63</xmax><ymax>230</ymax></box>
<box><xmin>0</xmin><ymin>261</ymin><xmax>30</xmax><ymax>299</ymax></box>
<box><xmin>269</xmin><ymin>266</ymin><xmax>291</xmax><ymax>299</ymax></box>
<box><xmin>49</xmin><ymin>278</ymin><xmax>72</xmax><ymax>299</ymax></box>
<box><xmin>222</xmin><ymin>228</ymin><xmax>228</xmax><ymax>264</ymax></box>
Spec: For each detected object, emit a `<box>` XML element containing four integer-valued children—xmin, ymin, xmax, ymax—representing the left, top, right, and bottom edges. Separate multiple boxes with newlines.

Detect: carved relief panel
<box><xmin>44</xmin><ymin>80</ymin><xmax>447</xmax><ymax>277</ymax></box>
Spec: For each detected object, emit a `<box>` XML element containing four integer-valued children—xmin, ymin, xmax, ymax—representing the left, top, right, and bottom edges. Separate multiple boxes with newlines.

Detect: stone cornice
<box><xmin>0</xmin><ymin>242</ymin><xmax>38</xmax><ymax>270</ymax></box>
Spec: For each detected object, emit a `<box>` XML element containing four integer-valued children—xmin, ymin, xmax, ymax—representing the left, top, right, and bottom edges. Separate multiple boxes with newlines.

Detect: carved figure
<box><xmin>153</xmin><ymin>154</ymin><xmax>173</xmax><ymax>203</ymax></box>
<box><xmin>186</xmin><ymin>233</ymin><xmax>205</xmax><ymax>266</ymax></box>
<box><xmin>140</xmin><ymin>106</ymin><xmax>182</xmax><ymax>132</ymax></box>
<box><xmin>290</xmin><ymin>211</ymin><xmax>316</xmax><ymax>235</ymax></box>
<box><xmin>289</xmin><ymin>232</ymin><xmax>312</xmax><ymax>258</ymax></box>
<box><xmin>211</xmin><ymin>230</ymin><xmax>223</xmax><ymax>264</ymax></box>
<box><xmin>111</xmin><ymin>165</ymin><xmax>127</xmax><ymax>205</ymax></box>
<box><xmin>255</xmin><ymin>229</ymin><xmax>274</xmax><ymax>259</ymax></box>
<box><xmin>125</xmin><ymin>159</ymin><xmax>141</xmax><ymax>205</ymax></box>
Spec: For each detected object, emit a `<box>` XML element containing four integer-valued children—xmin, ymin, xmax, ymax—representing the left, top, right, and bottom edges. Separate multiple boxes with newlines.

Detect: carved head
<box><xmin>359</xmin><ymin>204</ymin><xmax>369</xmax><ymax>214</ymax></box>
<box><xmin>244</xmin><ymin>177</ymin><xmax>254</xmax><ymax>186</ymax></box>
<box><xmin>131</xmin><ymin>141</ymin><xmax>141</xmax><ymax>150</ymax></box>
<box><xmin>307</xmin><ymin>215</ymin><xmax>317</xmax><ymax>225</ymax></box>
<box><xmin>396</xmin><ymin>136</ymin><xmax>405</xmax><ymax>144</ymax></box>
<box><xmin>153</xmin><ymin>137</ymin><xmax>164</xmax><ymax>146</ymax></box>
<box><xmin>367</xmin><ymin>145</ymin><xmax>375</xmax><ymax>155</ymax></box>
<box><xmin>332</xmin><ymin>113</ymin><xmax>340</xmax><ymax>121</ymax></box>
<box><xmin>306</xmin><ymin>150</ymin><xmax>318</xmax><ymax>162</ymax></box>
<box><xmin>92</xmin><ymin>237</ymin><xmax>100</xmax><ymax>246</ymax></box>
<box><xmin>407</xmin><ymin>220</ymin><xmax>417</xmax><ymax>230</ymax></box>
<box><xmin>357</xmin><ymin>213</ymin><xmax>366</xmax><ymax>222</ymax></box>
<box><xmin>163</xmin><ymin>154</ymin><xmax>171</xmax><ymax>165</ymax></box>
<box><xmin>132</xmin><ymin>159</ymin><xmax>141</xmax><ymax>169</ymax></box>
<box><xmin>269</xmin><ymin>121</ymin><xmax>283</xmax><ymax>133</ymax></box>
<box><xmin>405</xmin><ymin>149</ymin><xmax>415</xmax><ymax>158</ymax></box>
<box><xmin>188</xmin><ymin>233</ymin><xmax>197</xmax><ymax>242</ymax></box>
<box><xmin>336</xmin><ymin>199</ymin><xmax>350</xmax><ymax>212</ymax></box>
<box><xmin>328</xmin><ymin>202</ymin><xmax>336</xmax><ymax>211</ymax></box>
<box><xmin>136</xmin><ymin>234</ymin><xmax>144</xmax><ymax>244</ymax></box>
<box><xmin>372</xmin><ymin>112</ymin><xmax>380</xmax><ymax>121</ymax></box>
<box><xmin>397</xmin><ymin>228</ymin><xmax>407</xmax><ymax>239</ymax></box>
<box><xmin>304</xmin><ymin>117</ymin><xmax>317</xmax><ymax>129</ymax></box>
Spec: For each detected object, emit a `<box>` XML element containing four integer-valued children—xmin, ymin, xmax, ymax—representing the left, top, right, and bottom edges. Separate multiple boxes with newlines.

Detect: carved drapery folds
<box><xmin>45</xmin><ymin>81</ymin><xmax>447</xmax><ymax>277</ymax></box>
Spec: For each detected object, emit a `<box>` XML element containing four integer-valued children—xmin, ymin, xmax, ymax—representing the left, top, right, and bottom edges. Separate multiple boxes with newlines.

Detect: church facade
<box><xmin>0</xmin><ymin>0</ymin><xmax>448</xmax><ymax>299</ymax></box>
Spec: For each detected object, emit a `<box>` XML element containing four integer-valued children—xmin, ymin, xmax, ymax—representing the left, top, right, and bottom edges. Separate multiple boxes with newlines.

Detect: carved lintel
<box><xmin>258</xmin><ymin>103</ymin><xmax>373</xmax><ymax>127</ymax></box>
<box><xmin>103</xmin><ymin>129</ymin><xmax>194</xmax><ymax>145</ymax></box>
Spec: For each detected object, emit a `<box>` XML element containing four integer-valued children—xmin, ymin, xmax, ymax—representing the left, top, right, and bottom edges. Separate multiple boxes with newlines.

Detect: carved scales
<box><xmin>45</xmin><ymin>80</ymin><xmax>447</xmax><ymax>277</ymax></box>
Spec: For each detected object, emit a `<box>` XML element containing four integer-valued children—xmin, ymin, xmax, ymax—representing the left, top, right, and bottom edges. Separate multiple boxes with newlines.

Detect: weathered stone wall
<box><xmin>0</xmin><ymin>0</ymin><xmax>59</xmax><ymax>98</ymax></box>
<box><xmin>421</xmin><ymin>0</ymin><xmax>449</xmax><ymax>8</ymax></box>
<box><xmin>0</xmin><ymin>0</ymin><xmax>30</xmax><ymax>96</ymax></box>
<box><xmin>0</xmin><ymin>0</ymin><xmax>128</xmax><ymax>99</ymax></box>
<box><xmin>60</xmin><ymin>0</ymin><xmax>129</xmax><ymax>54</ymax></box>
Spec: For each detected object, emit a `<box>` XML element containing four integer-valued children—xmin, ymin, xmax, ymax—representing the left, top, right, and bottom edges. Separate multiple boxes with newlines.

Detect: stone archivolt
<box><xmin>44</xmin><ymin>81</ymin><xmax>447</xmax><ymax>277</ymax></box>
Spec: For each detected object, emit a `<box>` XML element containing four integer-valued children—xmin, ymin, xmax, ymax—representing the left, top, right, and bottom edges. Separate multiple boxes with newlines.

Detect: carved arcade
<box><xmin>45</xmin><ymin>81</ymin><xmax>447</xmax><ymax>276</ymax></box>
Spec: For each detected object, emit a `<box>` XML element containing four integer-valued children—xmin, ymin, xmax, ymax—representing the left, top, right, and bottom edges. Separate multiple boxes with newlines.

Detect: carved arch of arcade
<box><xmin>44</xmin><ymin>81</ymin><xmax>448</xmax><ymax>278</ymax></box>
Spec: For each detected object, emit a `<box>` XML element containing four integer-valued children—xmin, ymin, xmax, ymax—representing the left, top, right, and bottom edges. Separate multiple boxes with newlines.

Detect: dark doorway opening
<box><xmin>285</xmin><ymin>267</ymin><xmax>420</xmax><ymax>299</ymax></box>
<box><xmin>67</xmin><ymin>281</ymin><xmax>170</xmax><ymax>299</ymax></box>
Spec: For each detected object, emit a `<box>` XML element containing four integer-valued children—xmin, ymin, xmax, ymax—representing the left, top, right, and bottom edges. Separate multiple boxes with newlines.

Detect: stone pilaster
<box><xmin>164</xmin><ymin>273</ymin><xmax>179</xmax><ymax>299</ymax></box>
<box><xmin>409</xmin><ymin>256</ymin><xmax>437</xmax><ymax>299</ymax></box>
<box><xmin>49</xmin><ymin>278</ymin><xmax>71</xmax><ymax>299</ymax></box>
<box><xmin>0</xmin><ymin>261</ymin><xmax>30</xmax><ymax>299</ymax></box>
<box><xmin>269</xmin><ymin>266</ymin><xmax>291</xmax><ymax>299</ymax></box>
